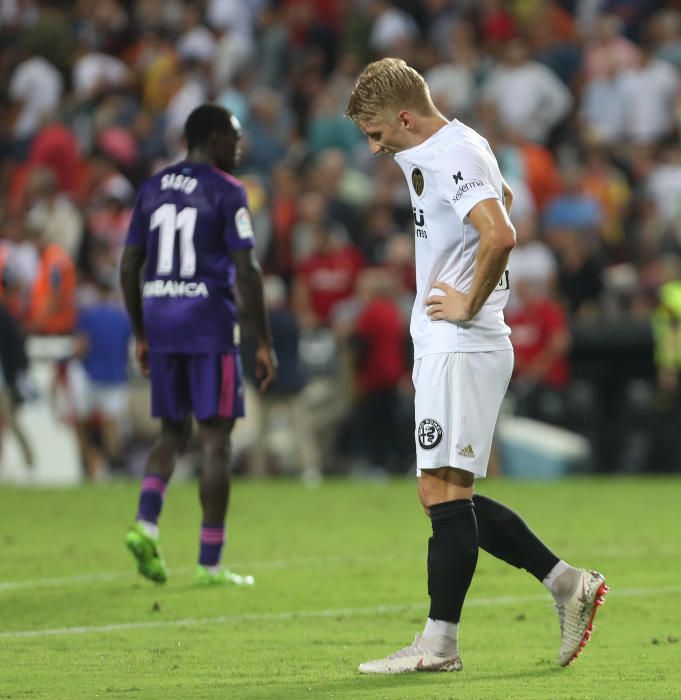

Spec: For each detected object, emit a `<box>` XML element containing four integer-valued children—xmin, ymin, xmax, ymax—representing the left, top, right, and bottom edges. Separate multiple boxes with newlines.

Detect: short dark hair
<box><xmin>184</xmin><ymin>104</ymin><xmax>237</xmax><ymax>150</ymax></box>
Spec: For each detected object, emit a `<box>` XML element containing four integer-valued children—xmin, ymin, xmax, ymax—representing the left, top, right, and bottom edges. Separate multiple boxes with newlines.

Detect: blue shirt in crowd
<box><xmin>77</xmin><ymin>303</ymin><xmax>132</xmax><ymax>384</ymax></box>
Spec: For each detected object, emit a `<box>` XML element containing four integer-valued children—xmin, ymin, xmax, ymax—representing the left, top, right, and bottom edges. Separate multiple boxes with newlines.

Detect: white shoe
<box><xmin>358</xmin><ymin>634</ymin><xmax>462</xmax><ymax>674</ymax></box>
<box><xmin>557</xmin><ymin>569</ymin><xmax>608</xmax><ymax>667</ymax></box>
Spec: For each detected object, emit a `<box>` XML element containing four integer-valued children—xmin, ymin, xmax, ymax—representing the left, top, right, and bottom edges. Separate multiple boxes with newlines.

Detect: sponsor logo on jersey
<box><xmin>452</xmin><ymin>171</ymin><xmax>464</xmax><ymax>184</ymax></box>
<box><xmin>235</xmin><ymin>206</ymin><xmax>254</xmax><ymax>239</ymax></box>
<box><xmin>418</xmin><ymin>418</ymin><xmax>443</xmax><ymax>450</ymax></box>
<box><xmin>143</xmin><ymin>280</ymin><xmax>209</xmax><ymax>298</ymax></box>
<box><xmin>452</xmin><ymin>179</ymin><xmax>485</xmax><ymax>203</ymax></box>
<box><xmin>413</xmin><ymin>208</ymin><xmax>427</xmax><ymax>238</ymax></box>
<box><xmin>411</xmin><ymin>167</ymin><xmax>425</xmax><ymax>196</ymax></box>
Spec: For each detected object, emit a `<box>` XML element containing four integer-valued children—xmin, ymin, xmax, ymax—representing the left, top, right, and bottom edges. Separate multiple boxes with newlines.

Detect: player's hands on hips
<box><xmin>255</xmin><ymin>342</ymin><xmax>277</xmax><ymax>392</ymax></box>
<box><xmin>135</xmin><ymin>337</ymin><xmax>149</xmax><ymax>377</ymax></box>
<box><xmin>426</xmin><ymin>281</ymin><xmax>472</xmax><ymax>322</ymax></box>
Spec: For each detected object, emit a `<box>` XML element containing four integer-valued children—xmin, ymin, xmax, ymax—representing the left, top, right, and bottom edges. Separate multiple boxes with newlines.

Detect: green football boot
<box><xmin>194</xmin><ymin>565</ymin><xmax>254</xmax><ymax>587</ymax></box>
<box><xmin>125</xmin><ymin>523</ymin><xmax>168</xmax><ymax>584</ymax></box>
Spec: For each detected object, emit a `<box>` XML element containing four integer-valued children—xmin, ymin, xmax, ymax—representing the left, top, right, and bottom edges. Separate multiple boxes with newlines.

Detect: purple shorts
<box><xmin>148</xmin><ymin>352</ymin><xmax>245</xmax><ymax>422</ymax></box>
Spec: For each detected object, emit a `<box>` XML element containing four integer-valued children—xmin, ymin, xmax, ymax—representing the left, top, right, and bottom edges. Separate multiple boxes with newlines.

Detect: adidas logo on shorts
<box><xmin>457</xmin><ymin>444</ymin><xmax>475</xmax><ymax>458</ymax></box>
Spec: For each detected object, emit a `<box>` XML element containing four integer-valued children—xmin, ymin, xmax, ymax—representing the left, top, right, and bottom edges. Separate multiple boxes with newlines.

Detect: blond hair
<box><xmin>345</xmin><ymin>58</ymin><xmax>433</xmax><ymax>125</ymax></box>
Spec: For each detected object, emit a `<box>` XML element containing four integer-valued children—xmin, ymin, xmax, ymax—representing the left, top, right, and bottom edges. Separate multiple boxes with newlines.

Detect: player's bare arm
<box><xmin>426</xmin><ymin>198</ymin><xmax>515</xmax><ymax>322</ymax></box>
<box><xmin>501</xmin><ymin>177</ymin><xmax>513</xmax><ymax>216</ymax></box>
<box><xmin>120</xmin><ymin>243</ymin><xmax>149</xmax><ymax>376</ymax></box>
<box><xmin>232</xmin><ymin>247</ymin><xmax>277</xmax><ymax>391</ymax></box>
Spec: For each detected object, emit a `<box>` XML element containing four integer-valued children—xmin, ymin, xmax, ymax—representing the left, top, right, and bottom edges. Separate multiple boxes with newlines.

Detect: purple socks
<box><xmin>199</xmin><ymin>524</ymin><xmax>225</xmax><ymax>567</ymax></box>
<box><xmin>136</xmin><ymin>475</ymin><xmax>169</xmax><ymax>524</ymax></box>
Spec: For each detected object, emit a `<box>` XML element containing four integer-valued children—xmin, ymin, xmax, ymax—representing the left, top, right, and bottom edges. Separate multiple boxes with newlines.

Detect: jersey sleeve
<box><xmin>437</xmin><ymin>145</ymin><xmax>501</xmax><ymax>223</ymax></box>
<box><xmin>125</xmin><ymin>188</ymin><xmax>148</xmax><ymax>247</ymax></box>
<box><xmin>222</xmin><ymin>184</ymin><xmax>255</xmax><ymax>251</ymax></box>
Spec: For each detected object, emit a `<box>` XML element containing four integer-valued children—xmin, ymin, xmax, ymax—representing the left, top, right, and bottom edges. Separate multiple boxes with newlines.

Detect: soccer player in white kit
<box><xmin>346</xmin><ymin>58</ymin><xmax>608</xmax><ymax>674</ymax></box>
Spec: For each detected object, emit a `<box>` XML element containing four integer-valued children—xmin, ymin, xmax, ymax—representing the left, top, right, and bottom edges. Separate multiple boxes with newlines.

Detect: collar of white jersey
<box><xmin>394</xmin><ymin>118</ymin><xmax>460</xmax><ymax>161</ymax></box>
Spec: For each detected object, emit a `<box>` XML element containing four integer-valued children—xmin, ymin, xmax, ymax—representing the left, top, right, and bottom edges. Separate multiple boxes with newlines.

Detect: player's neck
<box><xmin>405</xmin><ymin>114</ymin><xmax>449</xmax><ymax>150</ymax></box>
<box><xmin>185</xmin><ymin>149</ymin><xmax>212</xmax><ymax>165</ymax></box>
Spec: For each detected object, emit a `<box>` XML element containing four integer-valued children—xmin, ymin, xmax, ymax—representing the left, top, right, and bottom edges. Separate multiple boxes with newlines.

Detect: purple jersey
<box><xmin>125</xmin><ymin>161</ymin><xmax>254</xmax><ymax>354</ymax></box>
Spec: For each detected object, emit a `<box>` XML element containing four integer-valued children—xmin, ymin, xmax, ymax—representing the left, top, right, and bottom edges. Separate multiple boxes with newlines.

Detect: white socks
<box><xmin>422</xmin><ymin>618</ymin><xmax>458</xmax><ymax>655</ymax></box>
<box><xmin>138</xmin><ymin>520</ymin><xmax>159</xmax><ymax>538</ymax></box>
<box><xmin>543</xmin><ymin>560</ymin><xmax>580</xmax><ymax>605</ymax></box>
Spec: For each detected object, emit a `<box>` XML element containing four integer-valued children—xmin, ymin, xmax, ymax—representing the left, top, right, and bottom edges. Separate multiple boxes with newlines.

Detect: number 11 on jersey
<box><xmin>151</xmin><ymin>204</ymin><xmax>198</xmax><ymax>277</ymax></box>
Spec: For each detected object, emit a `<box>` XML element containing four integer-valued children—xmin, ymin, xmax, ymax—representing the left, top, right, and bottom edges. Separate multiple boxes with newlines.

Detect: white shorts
<box><xmin>413</xmin><ymin>350</ymin><xmax>514</xmax><ymax>478</ymax></box>
<box><xmin>66</xmin><ymin>361</ymin><xmax>129</xmax><ymax>420</ymax></box>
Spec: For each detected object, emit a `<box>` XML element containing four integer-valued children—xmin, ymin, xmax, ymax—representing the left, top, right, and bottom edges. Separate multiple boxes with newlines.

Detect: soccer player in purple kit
<box><xmin>120</xmin><ymin>104</ymin><xmax>276</xmax><ymax>586</ymax></box>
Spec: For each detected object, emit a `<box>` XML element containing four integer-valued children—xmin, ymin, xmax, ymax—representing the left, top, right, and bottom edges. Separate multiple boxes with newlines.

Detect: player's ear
<box><xmin>398</xmin><ymin>110</ymin><xmax>414</xmax><ymax>130</ymax></box>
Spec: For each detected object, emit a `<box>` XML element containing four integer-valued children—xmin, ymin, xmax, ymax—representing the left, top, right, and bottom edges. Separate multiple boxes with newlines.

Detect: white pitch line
<box><xmin>0</xmin><ymin>554</ymin><xmax>415</xmax><ymax>593</ymax></box>
<box><xmin>1</xmin><ymin>585</ymin><xmax>680</xmax><ymax>640</ymax></box>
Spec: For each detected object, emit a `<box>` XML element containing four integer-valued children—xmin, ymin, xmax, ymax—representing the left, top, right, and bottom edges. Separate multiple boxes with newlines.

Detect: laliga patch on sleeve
<box><xmin>235</xmin><ymin>207</ymin><xmax>254</xmax><ymax>239</ymax></box>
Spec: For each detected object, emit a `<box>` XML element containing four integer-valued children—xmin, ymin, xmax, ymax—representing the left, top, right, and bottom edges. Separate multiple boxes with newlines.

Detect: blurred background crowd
<box><xmin>2</xmin><ymin>0</ymin><xmax>681</xmax><ymax>482</ymax></box>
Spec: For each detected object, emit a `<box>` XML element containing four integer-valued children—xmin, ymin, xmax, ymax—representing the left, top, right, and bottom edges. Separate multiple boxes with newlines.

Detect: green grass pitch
<box><xmin>0</xmin><ymin>476</ymin><xmax>680</xmax><ymax>699</ymax></box>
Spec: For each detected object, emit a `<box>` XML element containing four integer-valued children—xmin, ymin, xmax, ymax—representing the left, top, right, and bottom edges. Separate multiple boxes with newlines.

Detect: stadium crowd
<box><xmin>1</xmin><ymin>0</ymin><xmax>681</xmax><ymax>479</ymax></box>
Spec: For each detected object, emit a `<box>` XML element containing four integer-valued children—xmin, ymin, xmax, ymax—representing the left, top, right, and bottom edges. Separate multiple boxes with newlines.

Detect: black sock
<box><xmin>473</xmin><ymin>494</ymin><xmax>559</xmax><ymax>581</ymax></box>
<box><xmin>427</xmin><ymin>499</ymin><xmax>478</xmax><ymax>623</ymax></box>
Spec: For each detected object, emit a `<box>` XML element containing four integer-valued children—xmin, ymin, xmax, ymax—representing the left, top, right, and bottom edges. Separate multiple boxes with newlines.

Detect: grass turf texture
<box><xmin>0</xmin><ymin>477</ymin><xmax>680</xmax><ymax>699</ymax></box>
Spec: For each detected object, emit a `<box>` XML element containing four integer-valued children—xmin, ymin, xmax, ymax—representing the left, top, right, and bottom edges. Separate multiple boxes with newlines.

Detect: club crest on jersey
<box><xmin>411</xmin><ymin>167</ymin><xmax>425</xmax><ymax>196</ymax></box>
<box><xmin>418</xmin><ymin>419</ymin><xmax>443</xmax><ymax>450</ymax></box>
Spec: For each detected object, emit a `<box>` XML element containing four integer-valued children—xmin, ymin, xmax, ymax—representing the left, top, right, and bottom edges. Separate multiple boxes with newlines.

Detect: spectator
<box><xmin>620</xmin><ymin>40</ymin><xmax>680</xmax><ymax>145</ymax></box>
<box><xmin>293</xmin><ymin>202</ymin><xmax>365</xmax><ymax>327</ymax></box>
<box><xmin>579</xmin><ymin>59</ymin><xmax>628</xmax><ymax>145</ymax></box>
<box><xmin>8</xmin><ymin>50</ymin><xmax>63</xmax><ymax>153</ymax></box>
<box><xmin>336</xmin><ymin>267</ymin><xmax>410</xmax><ymax>473</ymax></box>
<box><xmin>68</xmin><ymin>278</ymin><xmax>132</xmax><ymax>478</ymax></box>
<box><xmin>481</xmin><ymin>37</ymin><xmax>572</xmax><ymax>144</ymax></box>
<box><xmin>582</xmin><ymin>13</ymin><xmax>640</xmax><ymax>82</ymax></box>
<box><xmin>424</xmin><ymin>21</ymin><xmax>481</xmax><ymax>121</ymax></box>
<box><xmin>507</xmin><ymin>276</ymin><xmax>571</xmax><ymax>427</ymax></box>
<box><xmin>508</xmin><ymin>208</ymin><xmax>558</xmax><ymax>309</ymax></box>
<box><xmin>581</xmin><ymin>145</ymin><xmax>632</xmax><ymax>250</ymax></box>
<box><xmin>0</xmin><ymin>302</ymin><xmax>34</xmax><ymax>471</ymax></box>
<box><xmin>72</xmin><ymin>43</ymin><xmax>130</xmax><ymax>103</ymax></box>
<box><xmin>249</xmin><ymin>275</ymin><xmax>321</xmax><ymax>483</ymax></box>
<box><xmin>25</xmin><ymin>167</ymin><xmax>83</xmax><ymax>261</ymax></box>
<box><xmin>544</xmin><ymin>165</ymin><xmax>603</xmax><ymax>238</ymax></box>
<box><xmin>243</xmin><ymin>88</ymin><xmax>292</xmax><ymax>177</ymax></box>
<box><xmin>649</xmin><ymin>278</ymin><xmax>681</xmax><ymax>470</ymax></box>
<box><xmin>553</xmin><ymin>227</ymin><xmax>604</xmax><ymax>316</ymax></box>
<box><xmin>24</xmin><ymin>225</ymin><xmax>76</xmax><ymax>336</ymax></box>
<box><xmin>650</xmin><ymin>9</ymin><xmax>681</xmax><ymax>69</ymax></box>
<box><xmin>177</xmin><ymin>4</ymin><xmax>217</xmax><ymax>65</ymax></box>
<box><xmin>368</xmin><ymin>0</ymin><xmax>420</xmax><ymax>56</ymax></box>
<box><xmin>0</xmin><ymin>216</ymin><xmax>38</xmax><ymax>319</ymax></box>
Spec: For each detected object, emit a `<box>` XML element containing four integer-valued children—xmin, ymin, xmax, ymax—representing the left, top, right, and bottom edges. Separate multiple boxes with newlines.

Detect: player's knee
<box><xmin>418</xmin><ymin>468</ymin><xmax>474</xmax><ymax>510</ymax></box>
<box><xmin>202</xmin><ymin>440</ymin><xmax>228</xmax><ymax>463</ymax></box>
<box><xmin>161</xmin><ymin>417</ymin><xmax>192</xmax><ymax>452</ymax></box>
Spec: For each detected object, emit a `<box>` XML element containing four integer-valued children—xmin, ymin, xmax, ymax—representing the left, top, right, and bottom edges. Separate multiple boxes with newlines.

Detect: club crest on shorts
<box><xmin>411</xmin><ymin>167</ymin><xmax>425</xmax><ymax>197</ymax></box>
<box><xmin>418</xmin><ymin>418</ymin><xmax>443</xmax><ymax>450</ymax></box>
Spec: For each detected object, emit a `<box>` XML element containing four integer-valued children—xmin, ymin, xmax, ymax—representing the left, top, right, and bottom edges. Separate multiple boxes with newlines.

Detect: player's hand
<box><xmin>255</xmin><ymin>342</ymin><xmax>277</xmax><ymax>392</ymax></box>
<box><xmin>135</xmin><ymin>337</ymin><xmax>149</xmax><ymax>377</ymax></box>
<box><xmin>426</xmin><ymin>281</ymin><xmax>472</xmax><ymax>322</ymax></box>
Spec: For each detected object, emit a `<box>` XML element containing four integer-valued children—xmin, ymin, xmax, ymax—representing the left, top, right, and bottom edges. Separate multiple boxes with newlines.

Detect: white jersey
<box><xmin>394</xmin><ymin>119</ymin><xmax>512</xmax><ymax>359</ymax></box>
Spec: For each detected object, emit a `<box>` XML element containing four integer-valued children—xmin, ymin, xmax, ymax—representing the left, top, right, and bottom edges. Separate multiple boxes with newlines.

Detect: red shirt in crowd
<box><xmin>354</xmin><ymin>298</ymin><xmax>406</xmax><ymax>394</ymax></box>
<box><xmin>296</xmin><ymin>245</ymin><xmax>364</xmax><ymax>324</ymax></box>
<box><xmin>507</xmin><ymin>298</ymin><xmax>570</xmax><ymax>388</ymax></box>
